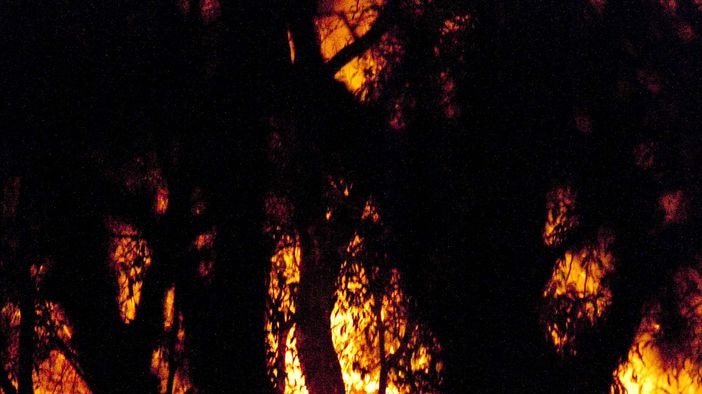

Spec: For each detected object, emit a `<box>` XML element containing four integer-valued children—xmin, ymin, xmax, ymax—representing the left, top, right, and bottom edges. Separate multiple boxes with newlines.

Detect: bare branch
<box><xmin>324</xmin><ymin>6</ymin><xmax>393</xmax><ymax>77</ymax></box>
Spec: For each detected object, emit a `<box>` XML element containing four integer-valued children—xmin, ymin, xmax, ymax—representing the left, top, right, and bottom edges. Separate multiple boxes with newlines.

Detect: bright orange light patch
<box><xmin>33</xmin><ymin>350</ymin><xmax>90</xmax><ymax>394</ymax></box>
<box><xmin>264</xmin><ymin>235</ymin><xmax>307</xmax><ymax>393</ymax></box>
<box><xmin>155</xmin><ymin>186</ymin><xmax>169</xmax><ymax>215</ymax></box>
<box><xmin>194</xmin><ymin>231</ymin><xmax>215</xmax><ymax>251</ymax></box>
<box><xmin>361</xmin><ymin>199</ymin><xmax>381</xmax><ymax>223</ymax></box>
<box><xmin>151</xmin><ymin>344</ymin><xmax>193</xmax><ymax>394</ymax></box>
<box><xmin>164</xmin><ymin>286</ymin><xmax>176</xmax><ymax>331</ymax></box>
<box><xmin>35</xmin><ymin>301</ymin><xmax>74</xmax><ymax>348</ymax></box>
<box><xmin>288</xmin><ymin>29</ymin><xmax>296</xmax><ymax>64</ymax></box>
<box><xmin>331</xmin><ymin>236</ymin><xmax>444</xmax><ymax>394</ymax></box>
<box><xmin>264</xmin><ymin>213</ymin><xmax>443</xmax><ymax>393</ymax></box>
<box><xmin>543</xmin><ymin>185</ymin><xmax>580</xmax><ymax>248</ymax></box>
<box><xmin>107</xmin><ymin>218</ymin><xmax>153</xmax><ymax>324</ymax></box>
<box><xmin>332</xmin><ymin>32</ymin><xmax>403</xmax><ymax>101</ymax></box>
<box><xmin>542</xmin><ymin>229</ymin><xmax>616</xmax><ymax>356</ymax></box>
<box><xmin>316</xmin><ymin>0</ymin><xmax>385</xmax><ymax>61</ymax></box>
<box><xmin>611</xmin><ymin>267</ymin><xmax>702</xmax><ymax>393</ymax></box>
<box><xmin>283</xmin><ymin>325</ymin><xmax>309</xmax><ymax>394</ymax></box>
<box><xmin>152</xmin><ymin>290</ymin><xmax>193</xmax><ymax>394</ymax></box>
<box><xmin>2</xmin><ymin>301</ymin><xmax>90</xmax><ymax>393</ymax></box>
<box><xmin>314</xmin><ymin>0</ymin><xmax>406</xmax><ymax>101</ymax></box>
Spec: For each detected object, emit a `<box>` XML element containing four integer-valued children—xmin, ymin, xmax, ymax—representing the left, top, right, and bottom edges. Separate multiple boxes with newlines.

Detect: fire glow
<box><xmin>0</xmin><ymin>302</ymin><xmax>90</xmax><ymax>393</ymax></box>
<box><xmin>543</xmin><ymin>185</ymin><xmax>580</xmax><ymax>248</ymax></box>
<box><xmin>264</xmin><ymin>191</ymin><xmax>443</xmax><ymax>393</ymax></box>
<box><xmin>541</xmin><ymin>229</ymin><xmax>616</xmax><ymax>356</ymax></box>
<box><xmin>107</xmin><ymin>218</ymin><xmax>153</xmax><ymax>324</ymax></box>
<box><xmin>611</xmin><ymin>266</ymin><xmax>702</xmax><ymax>393</ymax></box>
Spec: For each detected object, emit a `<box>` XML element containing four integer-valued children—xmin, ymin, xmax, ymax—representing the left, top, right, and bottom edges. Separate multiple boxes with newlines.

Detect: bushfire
<box><xmin>540</xmin><ymin>184</ymin><xmax>702</xmax><ymax>392</ymax></box>
<box><xmin>264</xmin><ymin>182</ymin><xmax>443</xmax><ymax>394</ymax></box>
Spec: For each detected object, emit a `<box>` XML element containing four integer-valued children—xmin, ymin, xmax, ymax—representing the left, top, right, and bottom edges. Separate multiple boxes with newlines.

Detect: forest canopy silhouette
<box><xmin>2</xmin><ymin>0</ymin><xmax>702</xmax><ymax>393</ymax></box>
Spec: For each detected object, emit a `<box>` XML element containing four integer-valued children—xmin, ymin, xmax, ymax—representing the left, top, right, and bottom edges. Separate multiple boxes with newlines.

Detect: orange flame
<box><xmin>194</xmin><ymin>231</ymin><xmax>216</xmax><ymax>251</ymax></box>
<box><xmin>264</xmin><ymin>197</ymin><xmax>443</xmax><ymax>393</ymax></box>
<box><xmin>33</xmin><ymin>350</ymin><xmax>90</xmax><ymax>394</ymax></box>
<box><xmin>315</xmin><ymin>0</ymin><xmax>405</xmax><ymax>100</ymax></box>
<box><xmin>611</xmin><ymin>266</ymin><xmax>702</xmax><ymax>393</ymax></box>
<box><xmin>542</xmin><ymin>229</ymin><xmax>616</xmax><ymax>355</ymax></box>
<box><xmin>155</xmin><ymin>186</ymin><xmax>169</xmax><ymax>216</ymax></box>
<box><xmin>164</xmin><ymin>286</ymin><xmax>176</xmax><ymax>331</ymax></box>
<box><xmin>1</xmin><ymin>302</ymin><xmax>90</xmax><ymax>393</ymax></box>
<box><xmin>543</xmin><ymin>185</ymin><xmax>580</xmax><ymax>248</ymax></box>
<box><xmin>107</xmin><ymin>218</ymin><xmax>153</xmax><ymax>324</ymax></box>
<box><xmin>265</xmin><ymin>234</ymin><xmax>306</xmax><ymax>392</ymax></box>
<box><xmin>151</xmin><ymin>287</ymin><xmax>193</xmax><ymax>394</ymax></box>
<box><xmin>288</xmin><ymin>29</ymin><xmax>296</xmax><ymax>64</ymax></box>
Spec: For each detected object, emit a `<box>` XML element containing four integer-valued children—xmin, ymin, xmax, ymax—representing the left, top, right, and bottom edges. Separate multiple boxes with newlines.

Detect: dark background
<box><xmin>3</xmin><ymin>0</ymin><xmax>702</xmax><ymax>392</ymax></box>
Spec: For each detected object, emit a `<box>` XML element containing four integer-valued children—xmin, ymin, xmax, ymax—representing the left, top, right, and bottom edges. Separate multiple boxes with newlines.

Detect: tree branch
<box><xmin>324</xmin><ymin>6</ymin><xmax>393</xmax><ymax>77</ymax></box>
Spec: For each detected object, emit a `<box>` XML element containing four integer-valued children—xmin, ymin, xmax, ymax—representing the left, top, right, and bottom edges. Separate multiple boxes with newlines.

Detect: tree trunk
<box><xmin>296</xmin><ymin>228</ymin><xmax>345</xmax><ymax>394</ymax></box>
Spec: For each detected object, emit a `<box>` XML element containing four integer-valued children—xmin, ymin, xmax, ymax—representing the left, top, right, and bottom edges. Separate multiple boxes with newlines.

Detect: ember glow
<box><xmin>611</xmin><ymin>267</ymin><xmax>702</xmax><ymax>393</ymax></box>
<box><xmin>155</xmin><ymin>186</ymin><xmax>169</xmax><ymax>215</ymax></box>
<box><xmin>107</xmin><ymin>218</ymin><xmax>153</xmax><ymax>324</ymax></box>
<box><xmin>659</xmin><ymin>190</ymin><xmax>687</xmax><ymax>225</ymax></box>
<box><xmin>0</xmin><ymin>302</ymin><xmax>20</xmax><ymax>388</ymax></box>
<box><xmin>541</xmin><ymin>229</ymin><xmax>616</xmax><ymax>355</ymax></box>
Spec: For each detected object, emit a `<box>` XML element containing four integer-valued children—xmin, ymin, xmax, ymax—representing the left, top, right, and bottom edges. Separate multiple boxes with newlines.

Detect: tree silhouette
<box><xmin>3</xmin><ymin>0</ymin><xmax>702</xmax><ymax>393</ymax></box>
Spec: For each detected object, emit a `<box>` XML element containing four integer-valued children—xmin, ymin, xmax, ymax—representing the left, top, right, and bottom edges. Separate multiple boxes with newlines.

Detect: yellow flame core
<box><xmin>264</xmin><ymin>234</ymin><xmax>308</xmax><ymax>393</ymax></box>
<box><xmin>543</xmin><ymin>185</ymin><xmax>580</xmax><ymax>248</ymax></box>
<box><xmin>542</xmin><ymin>230</ymin><xmax>616</xmax><ymax>355</ymax></box>
<box><xmin>107</xmin><ymin>218</ymin><xmax>153</xmax><ymax>324</ymax></box>
<box><xmin>332</xmin><ymin>235</ymin><xmax>443</xmax><ymax>394</ymax></box>
<box><xmin>264</xmin><ymin>197</ymin><xmax>443</xmax><ymax>393</ymax></box>
<box><xmin>611</xmin><ymin>267</ymin><xmax>702</xmax><ymax>393</ymax></box>
<box><xmin>193</xmin><ymin>229</ymin><xmax>216</xmax><ymax>282</ymax></box>
<box><xmin>283</xmin><ymin>325</ymin><xmax>309</xmax><ymax>394</ymax></box>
